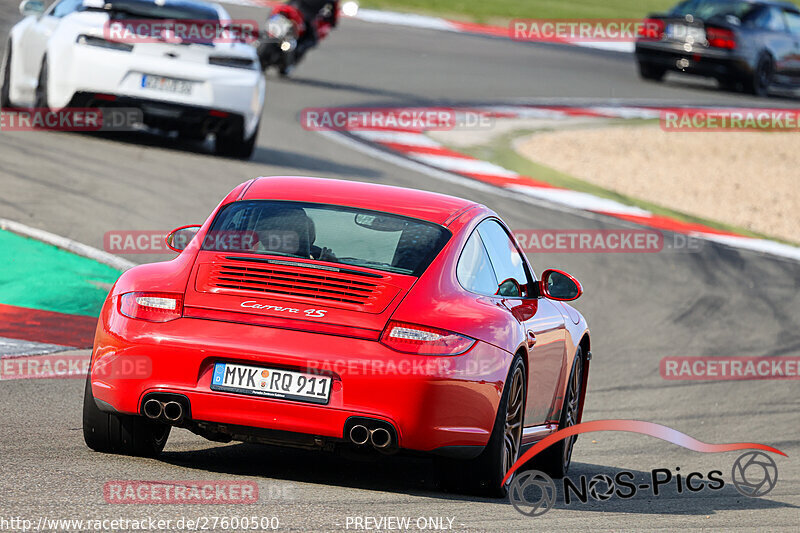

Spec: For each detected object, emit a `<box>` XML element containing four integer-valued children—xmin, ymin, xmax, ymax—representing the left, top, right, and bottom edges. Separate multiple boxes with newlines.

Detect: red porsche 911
<box><xmin>83</xmin><ymin>176</ymin><xmax>591</xmax><ymax>496</ymax></box>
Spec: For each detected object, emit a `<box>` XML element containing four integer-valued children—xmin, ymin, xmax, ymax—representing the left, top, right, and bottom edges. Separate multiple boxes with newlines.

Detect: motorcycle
<box><xmin>257</xmin><ymin>1</ymin><xmax>356</xmax><ymax>76</ymax></box>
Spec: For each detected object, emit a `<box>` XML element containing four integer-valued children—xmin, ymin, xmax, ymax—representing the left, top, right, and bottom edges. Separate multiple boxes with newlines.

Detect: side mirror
<box><xmin>540</xmin><ymin>269</ymin><xmax>582</xmax><ymax>301</ymax></box>
<box><xmin>19</xmin><ymin>0</ymin><xmax>45</xmax><ymax>16</ymax></box>
<box><xmin>166</xmin><ymin>225</ymin><xmax>201</xmax><ymax>252</ymax></box>
<box><xmin>496</xmin><ymin>278</ymin><xmax>522</xmax><ymax>298</ymax></box>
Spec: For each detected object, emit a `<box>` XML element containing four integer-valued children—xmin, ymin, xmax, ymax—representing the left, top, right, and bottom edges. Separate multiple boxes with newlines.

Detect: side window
<box><xmin>751</xmin><ymin>7</ymin><xmax>787</xmax><ymax>31</ymax></box>
<box><xmin>457</xmin><ymin>231</ymin><xmax>498</xmax><ymax>295</ymax></box>
<box><xmin>51</xmin><ymin>0</ymin><xmax>83</xmax><ymax>18</ymax></box>
<box><xmin>477</xmin><ymin>220</ymin><xmax>530</xmax><ymax>294</ymax></box>
<box><xmin>785</xmin><ymin>11</ymin><xmax>800</xmax><ymax>36</ymax></box>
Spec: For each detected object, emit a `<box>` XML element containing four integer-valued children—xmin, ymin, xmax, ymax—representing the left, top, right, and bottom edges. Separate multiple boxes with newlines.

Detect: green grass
<box><xmin>444</xmin><ymin>125</ymin><xmax>792</xmax><ymax>244</ymax></box>
<box><xmin>361</xmin><ymin>0</ymin><xmax>683</xmax><ymax>24</ymax></box>
<box><xmin>361</xmin><ymin>0</ymin><xmax>800</xmax><ymax>24</ymax></box>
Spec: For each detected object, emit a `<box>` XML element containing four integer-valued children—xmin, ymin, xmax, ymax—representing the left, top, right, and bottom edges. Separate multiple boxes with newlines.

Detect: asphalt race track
<box><xmin>1</xmin><ymin>1</ymin><xmax>799</xmax><ymax>531</ymax></box>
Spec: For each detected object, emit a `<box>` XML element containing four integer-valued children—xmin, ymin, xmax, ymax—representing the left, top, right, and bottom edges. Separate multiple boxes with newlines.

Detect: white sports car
<box><xmin>1</xmin><ymin>0</ymin><xmax>265</xmax><ymax>158</ymax></box>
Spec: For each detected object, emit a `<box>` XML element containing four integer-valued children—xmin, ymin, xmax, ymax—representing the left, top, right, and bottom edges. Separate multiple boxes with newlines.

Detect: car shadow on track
<box><xmin>159</xmin><ymin>440</ymin><xmax>497</xmax><ymax>503</ymax></box>
<box><xmin>272</xmin><ymin>75</ymin><xmax>436</xmax><ymax>104</ymax></box>
<box><xmin>72</xmin><ymin>130</ymin><xmax>381</xmax><ymax>179</ymax></box>
<box><xmin>157</xmin><ymin>441</ymin><xmax>798</xmax><ymax>514</ymax></box>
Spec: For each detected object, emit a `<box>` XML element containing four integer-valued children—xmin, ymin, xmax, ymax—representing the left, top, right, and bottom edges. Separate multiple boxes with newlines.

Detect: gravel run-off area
<box><xmin>514</xmin><ymin>125</ymin><xmax>799</xmax><ymax>244</ymax></box>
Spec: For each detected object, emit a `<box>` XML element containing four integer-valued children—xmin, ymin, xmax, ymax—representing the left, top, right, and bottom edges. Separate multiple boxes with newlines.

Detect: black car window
<box><xmin>746</xmin><ymin>6</ymin><xmax>787</xmax><ymax>31</ymax></box>
<box><xmin>785</xmin><ymin>10</ymin><xmax>800</xmax><ymax>36</ymax></box>
<box><xmin>51</xmin><ymin>0</ymin><xmax>83</xmax><ymax>18</ymax></box>
<box><xmin>78</xmin><ymin>0</ymin><xmax>220</xmax><ymax>20</ymax></box>
<box><xmin>457</xmin><ymin>231</ymin><xmax>499</xmax><ymax>295</ymax></box>
<box><xmin>477</xmin><ymin>220</ymin><xmax>530</xmax><ymax>296</ymax></box>
<box><xmin>670</xmin><ymin>0</ymin><xmax>754</xmax><ymax>20</ymax></box>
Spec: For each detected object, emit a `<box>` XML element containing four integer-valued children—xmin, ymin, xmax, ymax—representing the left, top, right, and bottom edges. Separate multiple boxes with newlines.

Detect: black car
<box><xmin>635</xmin><ymin>0</ymin><xmax>800</xmax><ymax>95</ymax></box>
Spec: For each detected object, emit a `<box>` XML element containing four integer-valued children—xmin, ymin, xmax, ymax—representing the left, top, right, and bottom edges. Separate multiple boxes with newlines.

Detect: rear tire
<box><xmin>438</xmin><ymin>355</ymin><xmax>526</xmax><ymax>497</ymax></box>
<box><xmin>1</xmin><ymin>40</ymin><xmax>12</xmax><ymax>109</ymax></box>
<box><xmin>214</xmin><ymin>122</ymin><xmax>258</xmax><ymax>159</ymax></box>
<box><xmin>82</xmin><ymin>376</ymin><xmax>170</xmax><ymax>457</ymax></box>
<box><xmin>34</xmin><ymin>56</ymin><xmax>49</xmax><ymax>110</ymax></box>
<box><xmin>637</xmin><ymin>61</ymin><xmax>666</xmax><ymax>81</ymax></box>
<box><xmin>530</xmin><ymin>348</ymin><xmax>584</xmax><ymax>478</ymax></box>
<box><xmin>744</xmin><ymin>53</ymin><xmax>773</xmax><ymax>97</ymax></box>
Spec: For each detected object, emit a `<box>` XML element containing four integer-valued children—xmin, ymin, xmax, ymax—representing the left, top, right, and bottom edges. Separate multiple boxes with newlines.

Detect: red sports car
<box><xmin>83</xmin><ymin>176</ymin><xmax>591</xmax><ymax>496</ymax></box>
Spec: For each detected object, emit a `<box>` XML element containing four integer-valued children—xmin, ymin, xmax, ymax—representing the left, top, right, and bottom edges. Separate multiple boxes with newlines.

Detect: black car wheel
<box><xmin>34</xmin><ymin>56</ymin><xmax>49</xmax><ymax>110</ymax></box>
<box><xmin>82</xmin><ymin>376</ymin><xmax>170</xmax><ymax>457</ymax></box>
<box><xmin>1</xmin><ymin>40</ymin><xmax>12</xmax><ymax>109</ymax></box>
<box><xmin>531</xmin><ymin>347</ymin><xmax>584</xmax><ymax>478</ymax></box>
<box><xmin>215</xmin><ymin>122</ymin><xmax>259</xmax><ymax>159</ymax></box>
<box><xmin>745</xmin><ymin>53</ymin><xmax>773</xmax><ymax>97</ymax></box>
<box><xmin>438</xmin><ymin>355</ymin><xmax>526</xmax><ymax>497</ymax></box>
<box><xmin>637</xmin><ymin>61</ymin><xmax>666</xmax><ymax>82</ymax></box>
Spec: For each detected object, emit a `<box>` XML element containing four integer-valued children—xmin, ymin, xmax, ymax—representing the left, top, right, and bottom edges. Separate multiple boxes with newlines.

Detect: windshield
<box><xmin>204</xmin><ymin>201</ymin><xmax>451</xmax><ymax>276</ymax></box>
<box><xmin>81</xmin><ymin>0</ymin><xmax>220</xmax><ymax>20</ymax></box>
<box><xmin>669</xmin><ymin>0</ymin><xmax>756</xmax><ymax>19</ymax></box>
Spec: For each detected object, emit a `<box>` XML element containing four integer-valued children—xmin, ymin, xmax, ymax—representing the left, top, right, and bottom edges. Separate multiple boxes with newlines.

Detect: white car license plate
<box><xmin>665</xmin><ymin>24</ymin><xmax>706</xmax><ymax>43</ymax></box>
<box><xmin>141</xmin><ymin>75</ymin><xmax>193</xmax><ymax>95</ymax></box>
<box><xmin>211</xmin><ymin>362</ymin><xmax>331</xmax><ymax>404</ymax></box>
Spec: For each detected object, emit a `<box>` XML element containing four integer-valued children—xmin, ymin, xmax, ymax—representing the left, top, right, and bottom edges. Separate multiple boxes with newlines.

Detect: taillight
<box><xmin>638</xmin><ymin>18</ymin><xmax>665</xmax><ymax>40</ymax></box>
<box><xmin>706</xmin><ymin>27</ymin><xmax>736</xmax><ymax>49</ymax></box>
<box><xmin>119</xmin><ymin>292</ymin><xmax>183</xmax><ymax>322</ymax></box>
<box><xmin>380</xmin><ymin>321</ymin><xmax>476</xmax><ymax>356</ymax></box>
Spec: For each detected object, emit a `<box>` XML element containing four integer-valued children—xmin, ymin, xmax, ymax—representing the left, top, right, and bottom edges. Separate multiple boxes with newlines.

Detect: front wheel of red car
<box><xmin>438</xmin><ymin>355</ymin><xmax>526</xmax><ymax>497</ymax></box>
<box><xmin>82</xmin><ymin>377</ymin><xmax>170</xmax><ymax>457</ymax></box>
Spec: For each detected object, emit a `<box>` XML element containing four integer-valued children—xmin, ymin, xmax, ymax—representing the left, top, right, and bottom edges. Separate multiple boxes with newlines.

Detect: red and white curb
<box><xmin>318</xmin><ymin>104</ymin><xmax>800</xmax><ymax>262</ymax></box>
<box><xmin>221</xmin><ymin>2</ymin><xmax>634</xmax><ymax>53</ymax></box>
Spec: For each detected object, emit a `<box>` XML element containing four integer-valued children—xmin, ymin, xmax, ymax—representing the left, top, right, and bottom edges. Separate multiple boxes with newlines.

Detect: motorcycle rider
<box><xmin>289</xmin><ymin>0</ymin><xmax>339</xmax><ymax>62</ymax></box>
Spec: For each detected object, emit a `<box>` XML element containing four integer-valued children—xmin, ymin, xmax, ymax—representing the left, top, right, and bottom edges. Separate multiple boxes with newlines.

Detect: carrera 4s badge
<box><xmin>240</xmin><ymin>300</ymin><xmax>327</xmax><ymax>318</ymax></box>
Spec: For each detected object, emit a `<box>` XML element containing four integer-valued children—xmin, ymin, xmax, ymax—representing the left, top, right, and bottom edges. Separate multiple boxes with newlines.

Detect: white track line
<box><xmin>407</xmin><ymin>154</ymin><xmax>521</xmax><ymax>177</ymax></box>
<box><xmin>354</xmin><ymin>130</ymin><xmax>442</xmax><ymax>147</ymax></box>
<box><xmin>0</xmin><ymin>337</ymin><xmax>72</xmax><ymax>358</ymax></box>
<box><xmin>354</xmin><ymin>9</ymin><xmax>458</xmax><ymax>32</ymax></box>
<box><xmin>0</xmin><ymin>219</ymin><xmax>135</xmax><ymax>271</ymax></box>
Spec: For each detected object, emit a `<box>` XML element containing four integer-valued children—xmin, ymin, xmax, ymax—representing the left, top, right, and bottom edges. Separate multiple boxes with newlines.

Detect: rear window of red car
<box><xmin>204</xmin><ymin>200</ymin><xmax>451</xmax><ymax>276</ymax></box>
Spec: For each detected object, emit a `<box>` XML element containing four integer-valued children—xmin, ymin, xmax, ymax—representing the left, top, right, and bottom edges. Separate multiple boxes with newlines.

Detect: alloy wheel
<box><xmin>502</xmin><ymin>364</ymin><xmax>525</xmax><ymax>477</ymax></box>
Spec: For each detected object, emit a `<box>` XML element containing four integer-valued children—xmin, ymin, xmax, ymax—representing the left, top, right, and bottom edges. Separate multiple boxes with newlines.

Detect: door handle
<box><xmin>526</xmin><ymin>330</ymin><xmax>537</xmax><ymax>348</ymax></box>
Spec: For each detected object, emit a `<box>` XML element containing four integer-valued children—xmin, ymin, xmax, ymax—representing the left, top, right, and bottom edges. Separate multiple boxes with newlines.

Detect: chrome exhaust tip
<box><xmin>143</xmin><ymin>399</ymin><xmax>163</xmax><ymax>419</ymax></box>
<box><xmin>349</xmin><ymin>425</ymin><xmax>370</xmax><ymax>445</ymax></box>
<box><xmin>370</xmin><ymin>427</ymin><xmax>392</xmax><ymax>449</ymax></box>
<box><xmin>163</xmin><ymin>401</ymin><xmax>183</xmax><ymax>422</ymax></box>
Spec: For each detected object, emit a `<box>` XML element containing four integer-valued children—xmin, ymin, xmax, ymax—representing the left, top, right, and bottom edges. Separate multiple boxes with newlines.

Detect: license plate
<box><xmin>141</xmin><ymin>75</ymin><xmax>193</xmax><ymax>95</ymax></box>
<box><xmin>665</xmin><ymin>24</ymin><xmax>706</xmax><ymax>43</ymax></box>
<box><xmin>211</xmin><ymin>362</ymin><xmax>331</xmax><ymax>405</ymax></box>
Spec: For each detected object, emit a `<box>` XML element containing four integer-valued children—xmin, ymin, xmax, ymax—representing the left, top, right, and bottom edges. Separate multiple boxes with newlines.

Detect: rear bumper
<box><xmin>47</xmin><ymin>42</ymin><xmax>264</xmax><ymax>136</ymax></box>
<box><xmin>67</xmin><ymin>92</ymin><xmax>245</xmax><ymax>138</ymax></box>
<box><xmin>635</xmin><ymin>41</ymin><xmax>751</xmax><ymax>79</ymax></box>
<box><xmin>90</xmin><ymin>303</ymin><xmax>512</xmax><ymax>453</ymax></box>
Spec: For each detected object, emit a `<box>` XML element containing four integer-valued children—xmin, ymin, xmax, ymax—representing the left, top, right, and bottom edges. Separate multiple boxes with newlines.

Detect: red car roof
<box><xmin>240</xmin><ymin>176</ymin><xmax>478</xmax><ymax>225</ymax></box>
